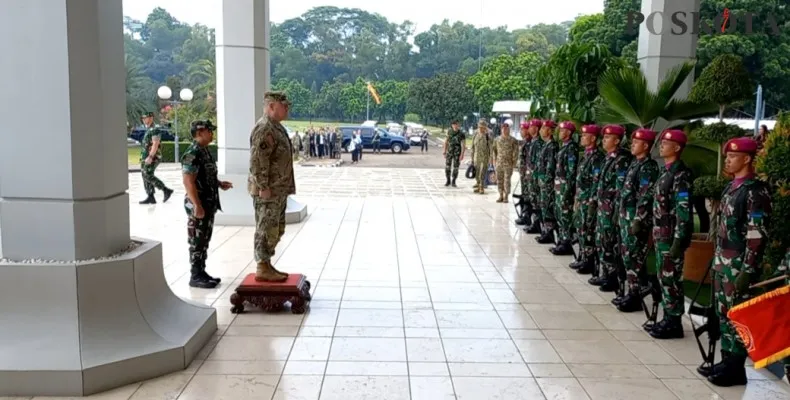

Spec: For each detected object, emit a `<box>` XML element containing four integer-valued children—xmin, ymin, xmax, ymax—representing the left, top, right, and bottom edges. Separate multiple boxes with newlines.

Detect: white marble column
<box><xmin>637</xmin><ymin>0</ymin><xmax>701</xmax><ymax>97</ymax></box>
<box><xmin>0</xmin><ymin>0</ymin><xmax>215</xmax><ymax>395</ymax></box>
<box><xmin>215</xmin><ymin>0</ymin><xmax>307</xmax><ymax>225</ymax></box>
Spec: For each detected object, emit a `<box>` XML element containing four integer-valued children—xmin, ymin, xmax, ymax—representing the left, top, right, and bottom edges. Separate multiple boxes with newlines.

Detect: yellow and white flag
<box><xmin>367</xmin><ymin>82</ymin><xmax>382</xmax><ymax>105</ymax></box>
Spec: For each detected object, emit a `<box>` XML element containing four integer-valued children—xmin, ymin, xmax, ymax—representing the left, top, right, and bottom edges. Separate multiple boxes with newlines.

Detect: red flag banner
<box><xmin>727</xmin><ymin>285</ymin><xmax>790</xmax><ymax>368</ymax></box>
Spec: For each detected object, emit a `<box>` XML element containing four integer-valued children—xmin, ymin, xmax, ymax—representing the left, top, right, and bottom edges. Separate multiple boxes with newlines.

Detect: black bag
<box><xmin>465</xmin><ymin>164</ymin><xmax>476</xmax><ymax>179</ymax></box>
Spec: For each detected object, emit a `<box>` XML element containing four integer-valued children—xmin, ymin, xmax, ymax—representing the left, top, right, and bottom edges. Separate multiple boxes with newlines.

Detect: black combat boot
<box><xmin>163</xmin><ymin>187</ymin><xmax>174</xmax><ymax>202</ymax></box>
<box><xmin>569</xmin><ymin>258</ymin><xmax>584</xmax><ymax>269</ymax></box>
<box><xmin>451</xmin><ymin>177</ymin><xmax>457</xmax><ymax>187</ymax></box>
<box><xmin>576</xmin><ymin>258</ymin><xmax>595</xmax><ymax>274</ymax></box>
<box><xmin>611</xmin><ymin>293</ymin><xmax>626</xmax><ymax>306</ymax></box>
<box><xmin>616</xmin><ymin>293</ymin><xmax>643</xmax><ymax>312</ymax></box>
<box><xmin>515</xmin><ymin>216</ymin><xmax>528</xmax><ymax>226</ymax></box>
<box><xmin>535</xmin><ymin>230</ymin><xmax>554</xmax><ymax>244</ymax></box>
<box><xmin>139</xmin><ymin>195</ymin><xmax>156</xmax><ymax>204</ymax></box>
<box><xmin>525</xmin><ymin>221</ymin><xmax>541</xmax><ymax>234</ymax></box>
<box><xmin>445</xmin><ymin>176</ymin><xmax>451</xmax><ymax>186</ymax></box>
<box><xmin>549</xmin><ymin>240</ymin><xmax>574</xmax><ymax>256</ymax></box>
<box><xmin>707</xmin><ymin>353</ymin><xmax>748</xmax><ymax>387</ymax></box>
<box><xmin>189</xmin><ymin>265</ymin><xmax>219</xmax><ymax>289</ymax></box>
<box><xmin>648</xmin><ymin>315</ymin><xmax>684</xmax><ymax>339</ymax></box>
<box><xmin>697</xmin><ymin>350</ymin><xmax>730</xmax><ymax>377</ymax></box>
<box><xmin>598</xmin><ymin>274</ymin><xmax>619</xmax><ymax>292</ymax></box>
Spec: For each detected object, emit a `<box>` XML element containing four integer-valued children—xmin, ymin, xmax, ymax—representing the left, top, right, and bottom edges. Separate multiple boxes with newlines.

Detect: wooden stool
<box><xmin>229</xmin><ymin>273</ymin><xmax>311</xmax><ymax>314</ymax></box>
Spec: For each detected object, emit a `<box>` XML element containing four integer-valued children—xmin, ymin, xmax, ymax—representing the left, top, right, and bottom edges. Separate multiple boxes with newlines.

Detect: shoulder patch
<box><xmin>640</xmin><ymin>178</ymin><xmax>649</xmax><ymax>185</ymax></box>
<box><xmin>677</xmin><ymin>191</ymin><xmax>689</xmax><ymax>198</ymax></box>
<box><xmin>593</xmin><ymin>168</ymin><xmax>601</xmax><ymax>174</ymax></box>
<box><xmin>750</xmin><ymin>210</ymin><xmax>764</xmax><ymax>219</ymax></box>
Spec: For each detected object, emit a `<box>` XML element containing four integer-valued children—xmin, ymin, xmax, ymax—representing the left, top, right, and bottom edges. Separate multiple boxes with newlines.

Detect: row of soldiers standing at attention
<box><xmin>513</xmin><ymin>119</ymin><xmax>780</xmax><ymax>387</ymax></box>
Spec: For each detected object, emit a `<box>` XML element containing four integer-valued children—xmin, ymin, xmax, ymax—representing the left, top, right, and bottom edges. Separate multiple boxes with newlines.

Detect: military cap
<box><xmin>602</xmin><ymin>124</ymin><xmax>625</xmax><ymax>137</ymax></box>
<box><xmin>581</xmin><ymin>125</ymin><xmax>601</xmax><ymax>136</ymax></box>
<box><xmin>528</xmin><ymin>119</ymin><xmax>543</xmax><ymax>128</ymax></box>
<box><xmin>559</xmin><ymin>121</ymin><xmax>576</xmax><ymax>132</ymax></box>
<box><xmin>142</xmin><ymin>111</ymin><xmax>155</xmax><ymax>118</ymax></box>
<box><xmin>543</xmin><ymin>120</ymin><xmax>557</xmax><ymax>128</ymax></box>
<box><xmin>503</xmin><ymin>119</ymin><xmax>513</xmax><ymax>126</ymax></box>
<box><xmin>661</xmin><ymin>129</ymin><xmax>687</xmax><ymax>145</ymax></box>
<box><xmin>520</xmin><ymin>121</ymin><xmax>530</xmax><ymax>129</ymax></box>
<box><xmin>263</xmin><ymin>91</ymin><xmax>291</xmax><ymax>105</ymax></box>
<box><xmin>190</xmin><ymin>119</ymin><xmax>216</xmax><ymax>135</ymax></box>
<box><xmin>724</xmin><ymin>137</ymin><xmax>759</xmax><ymax>155</ymax></box>
<box><xmin>632</xmin><ymin>128</ymin><xmax>657</xmax><ymax>142</ymax></box>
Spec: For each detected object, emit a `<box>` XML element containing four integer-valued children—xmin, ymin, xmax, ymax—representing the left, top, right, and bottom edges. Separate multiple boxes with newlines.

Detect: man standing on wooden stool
<box><xmin>249</xmin><ymin>92</ymin><xmax>296</xmax><ymax>282</ymax></box>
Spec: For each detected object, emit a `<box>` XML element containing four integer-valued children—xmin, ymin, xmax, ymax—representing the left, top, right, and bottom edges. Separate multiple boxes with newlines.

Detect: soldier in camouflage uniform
<box><xmin>572</xmin><ymin>125</ymin><xmax>605</xmax><ymax>274</ymax></box>
<box><xmin>515</xmin><ymin>122</ymin><xmax>533</xmax><ymax>225</ymax></box>
<box><xmin>590</xmin><ymin>125</ymin><xmax>633</xmax><ymax>288</ymax></box>
<box><xmin>649</xmin><ymin>130</ymin><xmax>694</xmax><ymax>339</ymax></box>
<box><xmin>523</xmin><ymin>120</ymin><xmax>544</xmax><ymax>233</ymax></box>
<box><xmin>614</xmin><ymin>129</ymin><xmax>660</xmax><ymax>312</ymax></box>
<box><xmin>443</xmin><ymin>120</ymin><xmax>466</xmax><ymax>187</ymax></box>
<box><xmin>534</xmin><ymin>120</ymin><xmax>559</xmax><ymax>243</ymax></box>
<box><xmin>471</xmin><ymin>120</ymin><xmax>492</xmax><ymax>194</ymax></box>
<box><xmin>181</xmin><ymin>120</ymin><xmax>234</xmax><ymax>288</ymax></box>
<box><xmin>248</xmin><ymin>92</ymin><xmax>296</xmax><ymax>282</ymax></box>
<box><xmin>139</xmin><ymin>111</ymin><xmax>174</xmax><ymax>204</ymax></box>
<box><xmin>705</xmin><ymin>137</ymin><xmax>771</xmax><ymax>387</ymax></box>
<box><xmin>550</xmin><ymin>121</ymin><xmax>580</xmax><ymax>255</ymax></box>
<box><xmin>492</xmin><ymin>120</ymin><xmax>519</xmax><ymax>202</ymax></box>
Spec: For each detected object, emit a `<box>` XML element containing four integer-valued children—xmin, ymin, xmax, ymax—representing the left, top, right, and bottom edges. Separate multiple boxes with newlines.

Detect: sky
<box><xmin>121</xmin><ymin>0</ymin><xmax>604</xmax><ymax>32</ymax></box>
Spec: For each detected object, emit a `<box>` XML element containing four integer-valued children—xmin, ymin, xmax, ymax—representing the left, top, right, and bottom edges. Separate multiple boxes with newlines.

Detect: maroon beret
<box><xmin>581</xmin><ymin>125</ymin><xmax>601</xmax><ymax>136</ymax></box>
<box><xmin>724</xmin><ymin>137</ymin><xmax>759</xmax><ymax>155</ymax></box>
<box><xmin>559</xmin><ymin>121</ymin><xmax>576</xmax><ymax>132</ymax></box>
<box><xmin>632</xmin><ymin>128</ymin><xmax>657</xmax><ymax>142</ymax></box>
<box><xmin>543</xmin><ymin>120</ymin><xmax>557</xmax><ymax>128</ymax></box>
<box><xmin>661</xmin><ymin>129</ymin><xmax>687</xmax><ymax>145</ymax></box>
<box><xmin>602</xmin><ymin>124</ymin><xmax>625</xmax><ymax>137</ymax></box>
<box><xmin>528</xmin><ymin>119</ymin><xmax>543</xmax><ymax>128</ymax></box>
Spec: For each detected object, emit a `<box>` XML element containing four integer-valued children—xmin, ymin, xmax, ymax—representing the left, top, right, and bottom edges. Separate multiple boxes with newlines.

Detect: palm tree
<box><xmin>596</xmin><ymin>61</ymin><xmax>718</xmax><ymax>132</ymax></box>
<box><xmin>125</xmin><ymin>54</ymin><xmax>149</xmax><ymax>131</ymax></box>
<box><xmin>188</xmin><ymin>59</ymin><xmax>217</xmax><ymax>114</ymax></box>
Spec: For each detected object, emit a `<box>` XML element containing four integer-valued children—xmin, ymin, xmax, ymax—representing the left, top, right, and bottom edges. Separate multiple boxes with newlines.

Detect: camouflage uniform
<box><xmin>536</xmin><ymin>138</ymin><xmax>559</xmax><ymax>233</ymax></box>
<box><xmin>140</xmin><ymin>125</ymin><xmax>172</xmax><ymax>198</ymax></box>
<box><xmin>471</xmin><ymin>130</ymin><xmax>492</xmax><ymax>193</ymax></box>
<box><xmin>713</xmin><ymin>176</ymin><xmax>771</xmax><ymax>356</ymax></box>
<box><xmin>492</xmin><ymin>134</ymin><xmax>519</xmax><ymax>199</ymax></box>
<box><xmin>594</xmin><ymin>147</ymin><xmax>633</xmax><ymax>281</ymax></box>
<box><xmin>181</xmin><ymin>140</ymin><xmax>221</xmax><ymax>281</ymax></box>
<box><xmin>248</xmin><ymin>114</ymin><xmax>296</xmax><ymax>265</ymax></box>
<box><xmin>619</xmin><ymin>156</ymin><xmax>659</xmax><ymax>295</ymax></box>
<box><xmin>527</xmin><ymin>137</ymin><xmax>546</xmax><ymax>212</ymax></box>
<box><xmin>518</xmin><ymin>135</ymin><xmax>532</xmax><ymax>198</ymax></box>
<box><xmin>574</xmin><ymin>146</ymin><xmax>605</xmax><ymax>267</ymax></box>
<box><xmin>652</xmin><ymin>160</ymin><xmax>693</xmax><ymax>317</ymax></box>
<box><xmin>553</xmin><ymin>139</ymin><xmax>580</xmax><ymax>243</ymax></box>
<box><xmin>445</xmin><ymin>128</ymin><xmax>466</xmax><ymax>183</ymax></box>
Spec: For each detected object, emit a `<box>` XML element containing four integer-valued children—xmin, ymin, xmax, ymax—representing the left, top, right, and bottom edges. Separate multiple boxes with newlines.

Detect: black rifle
<box><xmin>639</xmin><ymin>274</ymin><xmax>662</xmax><ymax>330</ymax></box>
<box><xmin>687</xmin><ymin>260</ymin><xmax>720</xmax><ymax>375</ymax></box>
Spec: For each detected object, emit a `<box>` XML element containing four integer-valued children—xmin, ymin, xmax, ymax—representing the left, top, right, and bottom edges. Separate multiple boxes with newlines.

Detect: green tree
<box><xmin>468</xmin><ymin>53</ymin><xmax>543</xmax><ymax>112</ymax></box>
<box><xmin>690</xmin><ymin>54</ymin><xmax>753</xmax><ymax>120</ymax></box>
<box><xmin>409</xmin><ymin>73</ymin><xmax>476</xmax><ymax>127</ymax></box>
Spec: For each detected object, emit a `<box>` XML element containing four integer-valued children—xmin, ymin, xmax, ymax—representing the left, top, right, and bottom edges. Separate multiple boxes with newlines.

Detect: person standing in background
<box><xmin>138</xmin><ymin>111</ymin><xmax>174</xmax><ymax>205</ymax></box>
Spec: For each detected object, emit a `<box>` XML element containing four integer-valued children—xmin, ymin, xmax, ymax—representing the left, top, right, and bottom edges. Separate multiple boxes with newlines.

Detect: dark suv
<box><xmin>129</xmin><ymin>126</ymin><xmax>176</xmax><ymax>142</ymax></box>
<box><xmin>339</xmin><ymin>126</ymin><xmax>410</xmax><ymax>153</ymax></box>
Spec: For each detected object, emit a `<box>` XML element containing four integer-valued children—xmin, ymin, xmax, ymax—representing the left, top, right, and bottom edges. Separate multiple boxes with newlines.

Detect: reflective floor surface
<box><xmin>13</xmin><ymin>167</ymin><xmax>789</xmax><ymax>400</ymax></box>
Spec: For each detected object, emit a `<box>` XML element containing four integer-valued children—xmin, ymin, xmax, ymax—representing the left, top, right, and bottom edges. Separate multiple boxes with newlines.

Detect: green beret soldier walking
<box><xmin>649</xmin><ymin>130</ymin><xmax>694</xmax><ymax>339</ymax></box>
<box><xmin>139</xmin><ymin>111</ymin><xmax>174</xmax><ymax>204</ymax></box>
<box><xmin>443</xmin><ymin>120</ymin><xmax>466</xmax><ymax>187</ymax></box>
<box><xmin>181</xmin><ymin>120</ymin><xmax>233</xmax><ymax>288</ymax></box>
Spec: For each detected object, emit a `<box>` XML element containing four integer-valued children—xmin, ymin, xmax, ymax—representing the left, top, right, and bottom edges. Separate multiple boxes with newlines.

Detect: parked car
<box><xmin>129</xmin><ymin>126</ymin><xmax>176</xmax><ymax>142</ymax></box>
<box><xmin>127</xmin><ymin>137</ymin><xmax>140</xmax><ymax>147</ymax></box>
<box><xmin>338</xmin><ymin>126</ymin><xmax>410</xmax><ymax>153</ymax></box>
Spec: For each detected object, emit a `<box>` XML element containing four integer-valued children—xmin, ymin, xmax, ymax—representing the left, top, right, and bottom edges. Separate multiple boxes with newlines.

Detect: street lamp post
<box><xmin>157</xmin><ymin>85</ymin><xmax>193</xmax><ymax>163</ymax></box>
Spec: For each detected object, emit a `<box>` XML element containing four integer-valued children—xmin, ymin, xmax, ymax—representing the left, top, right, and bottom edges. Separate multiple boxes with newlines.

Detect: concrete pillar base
<box><xmin>0</xmin><ymin>239</ymin><xmax>217</xmax><ymax>396</ymax></box>
<box><xmin>214</xmin><ymin>174</ymin><xmax>308</xmax><ymax>226</ymax></box>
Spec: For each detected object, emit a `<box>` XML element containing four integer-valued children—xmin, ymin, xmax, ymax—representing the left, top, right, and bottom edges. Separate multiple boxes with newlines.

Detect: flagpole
<box><xmin>366</xmin><ymin>81</ymin><xmax>371</xmax><ymax>121</ymax></box>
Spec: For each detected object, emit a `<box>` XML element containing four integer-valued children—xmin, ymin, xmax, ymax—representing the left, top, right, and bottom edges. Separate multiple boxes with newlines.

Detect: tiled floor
<box><xmin>25</xmin><ymin>168</ymin><xmax>790</xmax><ymax>399</ymax></box>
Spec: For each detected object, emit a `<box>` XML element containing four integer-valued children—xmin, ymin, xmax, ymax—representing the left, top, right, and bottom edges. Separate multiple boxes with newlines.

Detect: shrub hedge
<box><xmin>157</xmin><ymin>141</ymin><xmax>219</xmax><ymax>163</ymax></box>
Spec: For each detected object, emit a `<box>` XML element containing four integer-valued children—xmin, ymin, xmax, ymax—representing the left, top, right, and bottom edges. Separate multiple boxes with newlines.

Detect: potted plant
<box><xmin>685</xmin><ymin>175</ymin><xmax>730</xmax><ymax>283</ymax></box>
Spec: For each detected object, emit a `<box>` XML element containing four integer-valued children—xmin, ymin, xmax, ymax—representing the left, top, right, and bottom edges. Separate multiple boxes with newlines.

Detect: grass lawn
<box><xmin>128</xmin><ymin>146</ymin><xmax>141</xmax><ymax>166</ymax></box>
